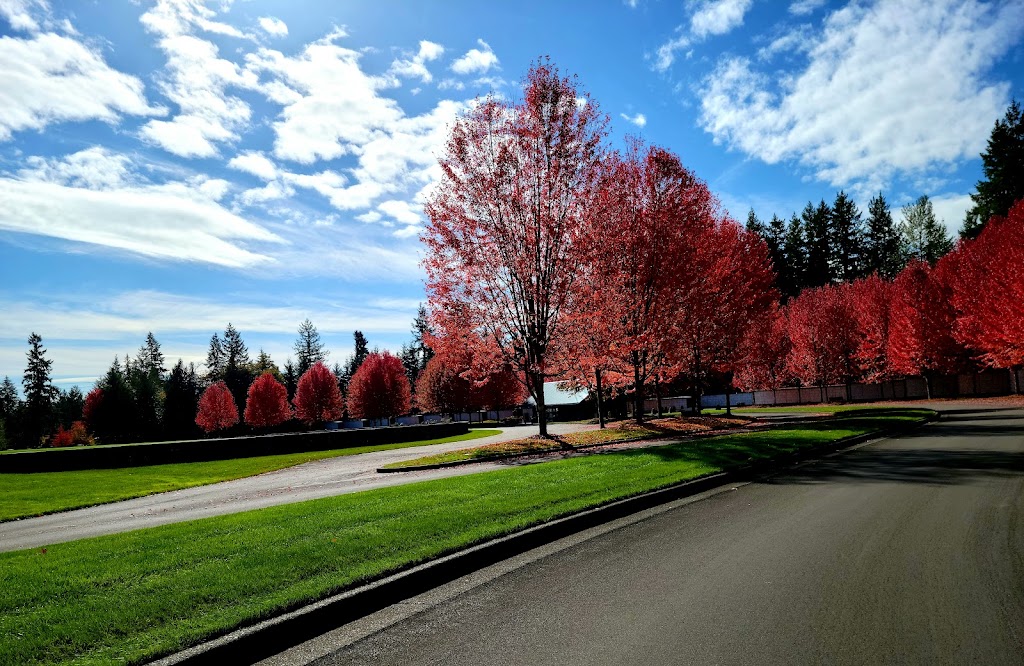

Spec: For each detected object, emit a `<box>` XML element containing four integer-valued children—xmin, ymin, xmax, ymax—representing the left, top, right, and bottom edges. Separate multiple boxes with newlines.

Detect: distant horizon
<box><xmin>2</xmin><ymin>0</ymin><xmax>1022</xmax><ymax>393</ymax></box>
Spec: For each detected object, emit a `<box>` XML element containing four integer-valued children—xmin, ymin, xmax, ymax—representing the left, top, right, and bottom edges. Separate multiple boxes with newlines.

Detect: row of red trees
<box><xmin>422</xmin><ymin>61</ymin><xmax>776</xmax><ymax>431</ymax></box>
<box><xmin>735</xmin><ymin>201</ymin><xmax>1024</xmax><ymax>397</ymax></box>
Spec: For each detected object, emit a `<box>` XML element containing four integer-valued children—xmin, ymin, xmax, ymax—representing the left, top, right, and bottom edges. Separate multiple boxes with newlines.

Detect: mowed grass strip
<box><xmin>383</xmin><ymin>416</ymin><xmax>753</xmax><ymax>469</ymax></box>
<box><xmin>0</xmin><ymin>409</ymin><xmax>930</xmax><ymax>666</ymax></box>
<box><xmin>0</xmin><ymin>430</ymin><xmax>499</xmax><ymax>523</ymax></box>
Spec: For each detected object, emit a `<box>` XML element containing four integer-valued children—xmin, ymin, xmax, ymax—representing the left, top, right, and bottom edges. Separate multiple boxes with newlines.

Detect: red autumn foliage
<box><xmin>947</xmin><ymin>200</ymin><xmax>1024</xmax><ymax>370</ymax></box>
<box><xmin>735</xmin><ymin>304</ymin><xmax>791</xmax><ymax>391</ymax></box>
<box><xmin>848</xmin><ymin>274</ymin><xmax>897</xmax><ymax>382</ymax></box>
<box><xmin>83</xmin><ymin>387</ymin><xmax>103</xmax><ymax>432</ymax></box>
<box><xmin>415</xmin><ymin>355</ymin><xmax>475</xmax><ymax>415</ymax></box>
<box><xmin>292</xmin><ymin>361</ymin><xmax>345</xmax><ymax>425</ymax></box>
<box><xmin>243</xmin><ymin>372</ymin><xmax>292</xmax><ymax>428</ymax></box>
<box><xmin>347</xmin><ymin>352</ymin><xmax>411</xmax><ymax>421</ymax></box>
<box><xmin>50</xmin><ymin>426</ymin><xmax>74</xmax><ymax>447</ymax></box>
<box><xmin>889</xmin><ymin>259</ymin><xmax>967</xmax><ymax>388</ymax></box>
<box><xmin>423</xmin><ymin>60</ymin><xmax>606</xmax><ymax>436</ymax></box>
<box><xmin>195</xmin><ymin>380</ymin><xmax>239</xmax><ymax>433</ymax></box>
<box><xmin>69</xmin><ymin>420</ymin><xmax>93</xmax><ymax>445</ymax></box>
<box><xmin>475</xmin><ymin>364</ymin><xmax>528</xmax><ymax>410</ymax></box>
<box><xmin>784</xmin><ymin>284</ymin><xmax>859</xmax><ymax>392</ymax></box>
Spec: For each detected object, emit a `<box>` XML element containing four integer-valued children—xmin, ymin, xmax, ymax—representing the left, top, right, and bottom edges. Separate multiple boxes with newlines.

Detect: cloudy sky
<box><xmin>1</xmin><ymin>0</ymin><xmax>1022</xmax><ymax>392</ymax></box>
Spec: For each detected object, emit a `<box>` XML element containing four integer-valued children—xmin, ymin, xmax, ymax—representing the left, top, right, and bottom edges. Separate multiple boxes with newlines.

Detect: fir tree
<box><xmin>829</xmin><ymin>191</ymin><xmax>866</xmax><ymax>281</ymax></box>
<box><xmin>138</xmin><ymin>332</ymin><xmax>165</xmax><ymax>379</ymax></box>
<box><xmin>253</xmin><ymin>349</ymin><xmax>282</xmax><ymax>379</ymax></box>
<box><xmin>93</xmin><ymin>357</ymin><xmax>137</xmax><ymax>443</ymax></box>
<box><xmin>0</xmin><ymin>376</ymin><xmax>20</xmax><ymax>448</ymax></box>
<box><xmin>781</xmin><ymin>214</ymin><xmax>807</xmax><ymax>298</ymax></box>
<box><xmin>411</xmin><ymin>305</ymin><xmax>434</xmax><ymax>372</ymax></box>
<box><xmin>294</xmin><ymin>319</ymin><xmax>327</xmax><ymax>375</ymax></box>
<box><xmin>164</xmin><ymin>360</ymin><xmax>201</xmax><ymax>440</ymax></box>
<box><xmin>344</xmin><ymin>331</ymin><xmax>370</xmax><ymax>379</ymax></box>
<box><xmin>205</xmin><ymin>333</ymin><xmax>225</xmax><ymax>381</ymax></box>
<box><xmin>54</xmin><ymin>387</ymin><xmax>84</xmax><ymax>429</ymax></box>
<box><xmin>745</xmin><ymin>208</ymin><xmax>767</xmax><ymax>237</ymax></box>
<box><xmin>901</xmin><ymin>195</ymin><xmax>953</xmax><ymax>264</ymax></box>
<box><xmin>962</xmin><ymin>100</ymin><xmax>1024</xmax><ymax>239</ymax></box>
<box><xmin>862</xmin><ymin>192</ymin><xmax>905</xmax><ymax>277</ymax></box>
<box><xmin>282</xmin><ymin>359</ymin><xmax>299</xmax><ymax>401</ymax></box>
<box><xmin>22</xmin><ymin>332</ymin><xmax>56</xmax><ymax>446</ymax></box>
<box><xmin>221</xmin><ymin>323</ymin><xmax>252</xmax><ymax>413</ymax></box>
<box><xmin>803</xmin><ymin>200</ymin><xmax>832</xmax><ymax>288</ymax></box>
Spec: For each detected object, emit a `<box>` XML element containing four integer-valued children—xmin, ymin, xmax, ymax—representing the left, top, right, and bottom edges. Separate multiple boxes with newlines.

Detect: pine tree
<box><xmin>294</xmin><ymin>319</ymin><xmax>327</xmax><ymax>375</ymax></box>
<box><xmin>0</xmin><ymin>376</ymin><xmax>20</xmax><ymax>448</ymax></box>
<box><xmin>54</xmin><ymin>387</ymin><xmax>84</xmax><ymax>429</ymax></box>
<box><xmin>93</xmin><ymin>357</ymin><xmax>137</xmax><ymax>443</ymax></box>
<box><xmin>829</xmin><ymin>191</ymin><xmax>866</xmax><ymax>282</ymax></box>
<box><xmin>344</xmin><ymin>331</ymin><xmax>370</xmax><ymax>379</ymax></box>
<box><xmin>22</xmin><ymin>332</ymin><xmax>56</xmax><ymax>446</ymax></box>
<box><xmin>282</xmin><ymin>359</ymin><xmax>299</xmax><ymax>400</ymax></box>
<box><xmin>205</xmin><ymin>333</ymin><xmax>224</xmax><ymax>381</ymax></box>
<box><xmin>745</xmin><ymin>208</ymin><xmax>767</xmax><ymax>237</ymax></box>
<box><xmin>803</xmin><ymin>200</ymin><xmax>832</xmax><ymax>288</ymax></box>
<box><xmin>781</xmin><ymin>214</ymin><xmax>807</xmax><ymax>297</ymax></box>
<box><xmin>164</xmin><ymin>360</ymin><xmax>201</xmax><ymax>440</ymax></box>
<box><xmin>400</xmin><ymin>343</ymin><xmax>420</xmax><ymax>387</ymax></box>
<box><xmin>962</xmin><ymin>100</ymin><xmax>1024</xmax><ymax>239</ymax></box>
<box><xmin>222</xmin><ymin>323</ymin><xmax>252</xmax><ymax>413</ymax></box>
<box><xmin>411</xmin><ymin>305</ymin><xmax>435</xmax><ymax>372</ymax></box>
<box><xmin>862</xmin><ymin>192</ymin><xmax>905</xmax><ymax>277</ymax></box>
<box><xmin>252</xmin><ymin>349</ymin><xmax>282</xmax><ymax>380</ymax></box>
<box><xmin>901</xmin><ymin>195</ymin><xmax>953</xmax><ymax>264</ymax></box>
<box><xmin>764</xmin><ymin>214</ymin><xmax>786</xmax><ymax>274</ymax></box>
<box><xmin>138</xmin><ymin>332</ymin><xmax>165</xmax><ymax>379</ymax></box>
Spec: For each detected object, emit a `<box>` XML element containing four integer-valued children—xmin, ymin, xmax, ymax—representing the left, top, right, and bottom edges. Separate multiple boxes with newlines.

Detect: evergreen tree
<box><xmin>93</xmin><ymin>357</ymin><xmax>137</xmax><ymax>443</ymax></box>
<box><xmin>22</xmin><ymin>332</ymin><xmax>56</xmax><ymax>446</ymax></box>
<box><xmin>138</xmin><ymin>332</ymin><xmax>165</xmax><ymax>379</ymax></box>
<box><xmin>745</xmin><ymin>208</ymin><xmax>767</xmax><ymax>237</ymax></box>
<box><xmin>205</xmin><ymin>333</ymin><xmax>225</xmax><ymax>381</ymax></box>
<box><xmin>294</xmin><ymin>319</ymin><xmax>327</xmax><ymax>375</ymax></box>
<box><xmin>54</xmin><ymin>387</ymin><xmax>84</xmax><ymax>429</ymax></box>
<box><xmin>764</xmin><ymin>214</ymin><xmax>786</xmax><ymax>273</ymax></box>
<box><xmin>344</xmin><ymin>331</ymin><xmax>370</xmax><ymax>379</ymax></box>
<box><xmin>221</xmin><ymin>323</ymin><xmax>252</xmax><ymax>413</ymax></box>
<box><xmin>962</xmin><ymin>100</ymin><xmax>1024</xmax><ymax>239</ymax></box>
<box><xmin>252</xmin><ymin>349</ymin><xmax>282</xmax><ymax>380</ymax></box>
<box><xmin>829</xmin><ymin>191</ymin><xmax>866</xmax><ymax>281</ymax></box>
<box><xmin>411</xmin><ymin>305</ymin><xmax>435</xmax><ymax>372</ymax></box>
<box><xmin>130</xmin><ymin>366</ymin><xmax>162</xmax><ymax>441</ymax></box>
<box><xmin>803</xmin><ymin>200</ymin><xmax>832</xmax><ymax>288</ymax></box>
<box><xmin>163</xmin><ymin>360</ymin><xmax>202</xmax><ymax>440</ymax></box>
<box><xmin>0</xmin><ymin>376</ymin><xmax>20</xmax><ymax>448</ymax></box>
<box><xmin>282</xmin><ymin>359</ymin><xmax>299</xmax><ymax>400</ymax></box>
<box><xmin>781</xmin><ymin>214</ymin><xmax>807</xmax><ymax>298</ymax></box>
<box><xmin>901</xmin><ymin>195</ymin><xmax>953</xmax><ymax>264</ymax></box>
<box><xmin>400</xmin><ymin>343</ymin><xmax>420</xmax><ymax>388</ymax></box>
<box><xmin>862</xmin><ymin>192</ymin><xmax>905</xmax><ymax>277</ymax></box>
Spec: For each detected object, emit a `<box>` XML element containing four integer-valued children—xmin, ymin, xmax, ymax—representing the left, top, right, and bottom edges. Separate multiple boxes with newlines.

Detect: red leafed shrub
<box><xmin>69</xmin><ymin>421</ymin><xmax>94</xmax><ymax>446</ymax></box>
<box><xmin>348</xmin><ymin>352</ymin><xmax>411</xmax><ymax>421</ymax></box>
<box><xmin>244</xmin><ymin>372</ymin><xmax>292</xmax><ymax>428</ymax></box>
<box><xmin>50</xmin><ymin>426</ymin><xmax>74</xmax><ymax>447</ymax></box>
<box><xmin>292</xmin><ymin>361</ymin><xmax>344</xmax><ymax>425</ymax></box>
<box><xmin>83</xmin><ymin>387</ymin><xmax>103</xmax><ymax>432</ymax></box>
<box><xmin>196</xmin><ymin>381</ymin><xmax>239</xmax><ymax>433</ymax></box>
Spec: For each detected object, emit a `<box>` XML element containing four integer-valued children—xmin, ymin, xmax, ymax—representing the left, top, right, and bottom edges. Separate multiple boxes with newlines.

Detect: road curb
<box><xmin>150</xmin><ymin>413</ymin><xmax>936</xmax><ymax>666</ymax></box>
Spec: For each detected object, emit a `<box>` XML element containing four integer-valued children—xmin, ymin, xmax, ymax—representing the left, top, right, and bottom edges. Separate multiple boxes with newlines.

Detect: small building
<box><xmin>525</xmin><ymin>382</ymin><xmax>594</xmax><ymax>422</ymax></box>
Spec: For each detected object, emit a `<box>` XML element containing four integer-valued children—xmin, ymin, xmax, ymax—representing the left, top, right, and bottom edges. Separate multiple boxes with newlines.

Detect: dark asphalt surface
<box><xmin>310</xmin><ymin>405</ymin><xmax>1024</xmax><ymax>665</ymax></box>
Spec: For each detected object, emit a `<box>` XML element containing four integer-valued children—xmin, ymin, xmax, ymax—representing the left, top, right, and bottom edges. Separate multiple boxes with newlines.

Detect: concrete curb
<box><xmin>150</xmin><ymin>413</ymin><xmax>936</xmax><ymax>666</ymax></box>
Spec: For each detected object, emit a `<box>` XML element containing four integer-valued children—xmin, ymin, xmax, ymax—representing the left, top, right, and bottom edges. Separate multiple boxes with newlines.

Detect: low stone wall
<box><xmin>0</xmin><ymin>422</ymin><xmax>470</xmax><ymax>473</ymax></box>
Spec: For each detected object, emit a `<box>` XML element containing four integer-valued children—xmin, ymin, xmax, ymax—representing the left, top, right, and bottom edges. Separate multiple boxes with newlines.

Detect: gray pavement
<box><xmin>0</xmin><ymin>423</ymin><xmax>594</xmax><ymax>552</ymax></box>
<box><xmin>277</xmin><ymin>402</ymin><xmax>1024</xmax><ymax>665</ymax></box>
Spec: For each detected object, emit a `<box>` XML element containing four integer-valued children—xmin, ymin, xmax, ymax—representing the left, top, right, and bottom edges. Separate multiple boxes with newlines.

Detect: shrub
<box><xmin>69</xmin><ymin>420</ymin><xmax>94</xmax><ymax>446</ymax></box>
<box><xmin>50</xmin><ymin>426</ymin><xmax>75</xmax><ymax>447</ymax></box>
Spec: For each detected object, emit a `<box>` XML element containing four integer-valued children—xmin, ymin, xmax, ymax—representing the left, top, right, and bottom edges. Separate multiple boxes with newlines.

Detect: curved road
<box><xmin>0</xmin><ymin>423</ymin><xmax>594</xmax><ymax>552</ymax></box>
<box><xmin>279</xmin><ymin>403</ymin><xmax>1024</xmax><ymax>665</ymax></box>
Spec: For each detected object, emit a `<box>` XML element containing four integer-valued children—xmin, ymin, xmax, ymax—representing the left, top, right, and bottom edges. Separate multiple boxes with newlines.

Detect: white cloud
<box><xmin>624</xmin><ymin>0</ymin><xmax>640</xmax><ymax>7</ymax></box>
<box><xmin>699</xmin><ymin>0</ymin><xmax>1024</xmax><ymax>192</ymax></box>
<box><xmin>654</xmin><ymin>0</ymin><xmax>752</xmax><ymax>71</ymax></box>
<box><xmin>377</xmin><ymin>199</ymin><xmax>422</xmax><ymax>225</ymax></box>
<box><xmin>390</xmin><ymin>40</ymin><xmax>445</xmax><ymax>83</ymax></box>
<box><xmin>451</xmin><ymin>39</ymin><xmax>498</xmax><ymax>75</ymax></box>
<box><xmin>620</xmin><ymin>112</ymin><xmax>647</xmax><ymax>128</ymax></box>
<box><xmin>228</xmin><ymin>150</ymin><xmax>278</xmax><ymax>180</ymax></box>
<box><xmin>929</xmin><ymin>192</ymin><xmax>973</xmax><ymax>237</ymax></box>
<box><xmin>139</xmin><ymin>0</ymin><xmax>259</xmax><ymax>158</ymax></box>
<box><xmin>0</xmin><ymin>31</ymin><xmax>160</xmax><ymax>141</ymax></box>
<box><xmin>789</xmin><ymin>0</ymin><xmax>826</xmax><ymax>16</ymax></box>
<box><xmin>1</xmin><ymin>148</ymin><xmax>282</xmax><ymax>268</ymax></box>
<box><xmin>257</xmin><ymin>16</ymin><xmax>288</xmax><ymax>37</ymax></box>
<box><xmin>0</xmin><ymin>0</ymin><xmax>45</xmax><ymax>31</ymax></box>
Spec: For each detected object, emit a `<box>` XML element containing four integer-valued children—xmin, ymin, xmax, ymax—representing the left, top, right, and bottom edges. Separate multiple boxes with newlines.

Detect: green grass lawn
<box><xmin>0</xmin><ymin>430</ymin><xmax>499</xmax><ymax>523</ymax></box>
<box><xmin>0</xmin><ymin>408</ymin><xmax>930</xmax><ymax>666</ymax></box>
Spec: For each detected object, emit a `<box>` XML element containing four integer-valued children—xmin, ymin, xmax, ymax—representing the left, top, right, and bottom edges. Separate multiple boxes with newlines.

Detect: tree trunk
<box><xmin>924</xmin><ymin>373</ymin><xmax>932</xmax><ymax>400</ymax></box>
<box><xmin>595</xmin><ymin>368</ymin><xmax>606</xmax><ymax>429</ymax></box>
<box><xmin>632</xmin><ymin>354</ymin><xmax>644</xmax><ymax>424</ymax></box>
<box><xmin>533</xmin><ymin>371</ymin><xmax>548</xmax><ymax>437</ymax></box>
<box><xmin>654</xmin><ymin>377</ymin><xmax>663</xmax><ymax>417</ymax></box>
<box><xmin>725</xmin><ymin>388</ymin><xmax>731</xmax><ymax>416</ymax></box>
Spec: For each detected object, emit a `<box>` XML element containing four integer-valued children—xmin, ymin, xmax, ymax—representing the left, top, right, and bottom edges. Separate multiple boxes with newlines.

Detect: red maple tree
<box><xmin>734</xmin><ymin>304</ymin><xmax>791</xmax><ymax>392</ymax></box>
<box><xmin>82</xmin><ymin>387</ymin><xmax>103</xmax><ymax>433</ymax></box>
<box><xmin>415</xmin><ymin>355</ymin><xmax>477</xmax><ymax>416</ymax></box>
<box><xmin>423</xmin><ymin>59</ymin><xmax>606</xmax><ymax>436</ymax></box>
<box><xmin>784</xmin><ymin>284</ymin><xmax>859</xmax><ymax>399</ymax></box>
<box><xmin>195</xmin><ymin>381</ymin><xmax>239</xmax><ymax>433</ymax></box>
<box><xmin>347</xmin><ymin>352</ymin><xmax>411</xmax><ymax>422</ymax></box>
<box><xmin>292</xmin><ymin>361</ymin><xmax>344</xmax><ymax>425</ymax></box>
<box><xmin>848</xmin><ymin>274</ymin><xmax>896</xmax><ymax>382</ymax></box>
<box><xmin>243</xmin><ymin>372</ymin><xmax>292</xmax><ymax>428</ymax></box>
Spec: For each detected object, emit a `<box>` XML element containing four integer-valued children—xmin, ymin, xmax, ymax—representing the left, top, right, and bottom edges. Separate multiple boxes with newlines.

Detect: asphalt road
<box><xmin>291</xmin><ymin>404</ymin><xmax>1024</xmax><ymax>665</ymax></box>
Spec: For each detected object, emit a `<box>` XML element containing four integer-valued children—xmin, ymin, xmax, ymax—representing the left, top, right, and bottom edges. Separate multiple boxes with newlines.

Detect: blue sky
<box><xmin>1</xmin><ymin>0</ymin><xmax>1022</xmax><ymax>392</ymax></box>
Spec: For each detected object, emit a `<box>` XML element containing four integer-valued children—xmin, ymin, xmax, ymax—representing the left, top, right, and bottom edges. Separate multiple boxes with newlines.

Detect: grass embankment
<box><xmin>0</xmin><ymin>430</ymin><xmax>499</xmax><ymax>523</ymax></box>
<box><xmin>383</xmin><ymin>415</ymin><xmax>752</xmax><ymax>469</ymax></box>
<box><xmin>0</xmin><ymin>408</ymin><xmax>930</xmax><ymax>666</ymax></box>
